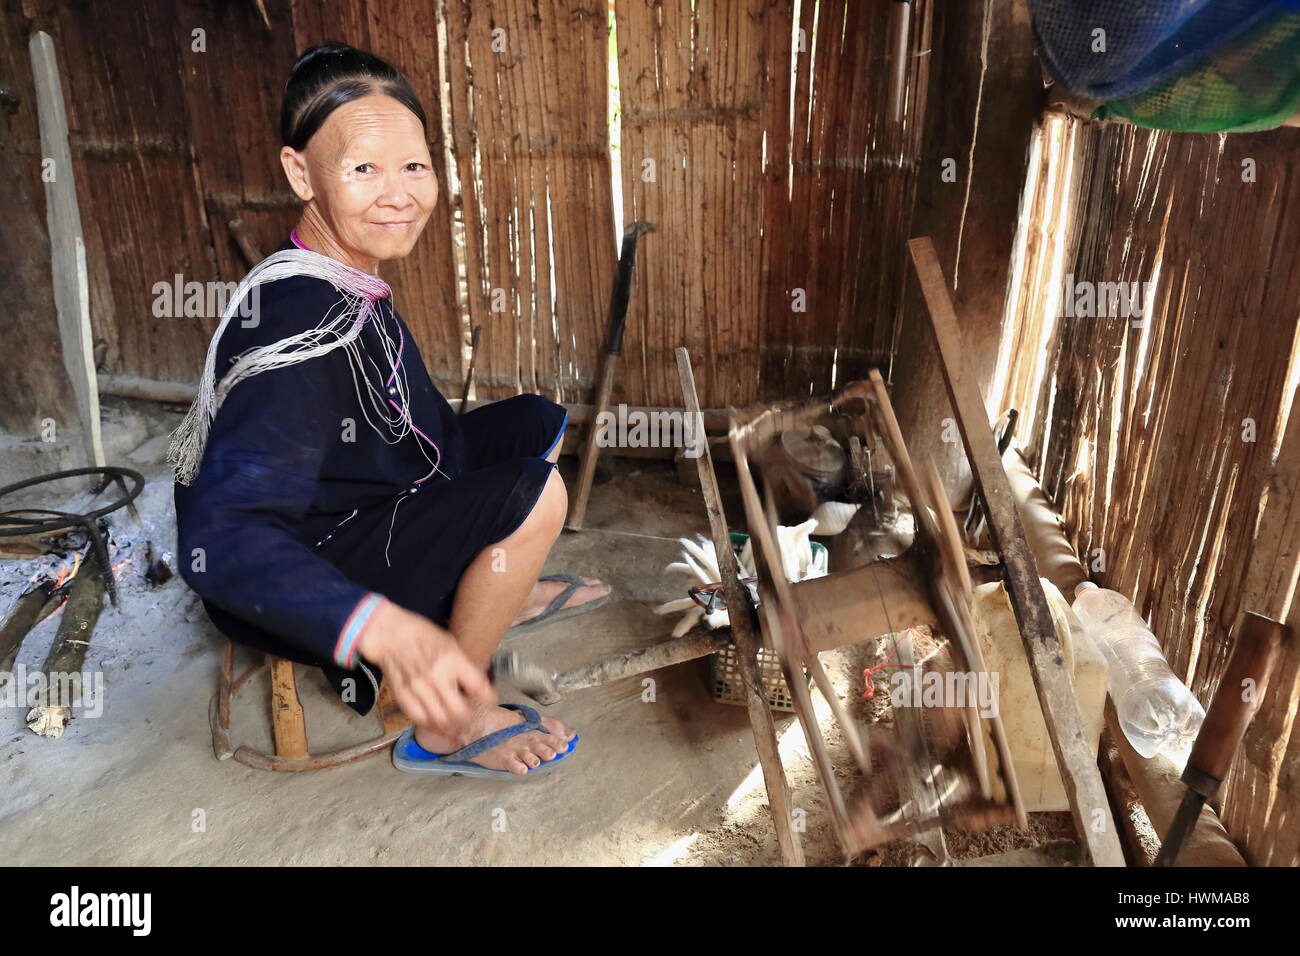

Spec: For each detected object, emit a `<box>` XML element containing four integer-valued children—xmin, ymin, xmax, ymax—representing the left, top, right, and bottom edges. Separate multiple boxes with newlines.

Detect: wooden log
<box><xmin>908</xmin><ymin>235</ymin><xmax>1125</xmax><ymax>867</ymax></box>
<box><xmin>676</xmin><ymin>347</ymin><xmax>804</xmax><ymax>867</ymax></box>
<box><xmin>26</xmin><ymin>548</ymin><xmax>104</xmax><ymax>737</ymax></box>
<box><xmin>30</xmin><ymin>30</ymin><xmax>103</xmax><ymax>470</ymax></box>
<box><xmin>0</xmin><ymin>583</ymin><xmax>52</xmax><ymax>676</ymax></box>
<box><xmin>538</xmin><ymin>628</ymin><xmax>730</xmax><ymax>704</ymax></box>
<box><xmin>0</xmin><ymin>529</ymin><xmax>60</xmax><ymax>560</ymax></box>
<box><xmin>94</xmin><ymin>372</ymin><xmax>735</xmax><ymax>433</ymax></box>
<box><xmin>96</xmin><ymin>374</ymin><xmax>198</xmax><ymax>404</ymax></box>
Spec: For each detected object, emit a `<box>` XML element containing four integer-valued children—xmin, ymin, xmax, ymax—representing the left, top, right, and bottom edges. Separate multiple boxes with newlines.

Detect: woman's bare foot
<box><xmin>414</xmin><ymin>702</ymin><xmax>576</xmax><ymax>775</ymax></box>
<box><xmin>511</xmin><ymin>576</ymin><xmax>610</xmax><ymax>627</ymax></box>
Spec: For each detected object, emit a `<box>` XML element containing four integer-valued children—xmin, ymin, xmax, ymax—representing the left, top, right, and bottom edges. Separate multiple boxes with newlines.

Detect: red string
<box><xmin>861</xmin><ymin>627</ymin><xmax>952</xmax><ymax>698</ymax></box>
<box><xmin>862</xmin><ymin>629</ymin><xmax>917</xmax><ymax>699</ymax></box>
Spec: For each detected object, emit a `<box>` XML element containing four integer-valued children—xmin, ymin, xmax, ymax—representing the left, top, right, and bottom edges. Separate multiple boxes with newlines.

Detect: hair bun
<box><xmin>290</xmin><ymin>42</ymin><xmax>356</xmax><ymax>78</ymax></box>
<box><xmin>280</xmin><ymin>42</ymin><xmax>427</xmax><ymax>149</ymax></box>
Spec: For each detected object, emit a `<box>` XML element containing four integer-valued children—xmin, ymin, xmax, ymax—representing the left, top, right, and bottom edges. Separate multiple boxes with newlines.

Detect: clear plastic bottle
<box><xmin>1072</xmin><ymin>582</ymin><xmax>1205</xmax><ymax>761</ymax></box>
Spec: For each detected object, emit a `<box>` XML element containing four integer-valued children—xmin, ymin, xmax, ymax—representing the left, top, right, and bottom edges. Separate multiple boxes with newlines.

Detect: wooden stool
<box><xmin>210</xmin><ymin>640</ymin><xmax>410</xmax><ymax>771</ymax></box>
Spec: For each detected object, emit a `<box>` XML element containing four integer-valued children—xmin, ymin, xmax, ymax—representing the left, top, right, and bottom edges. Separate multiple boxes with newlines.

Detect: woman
<box><xmin>173</xmin><ymin>42</ymin><xmax>608</xmax><ymax>777</ymax></box>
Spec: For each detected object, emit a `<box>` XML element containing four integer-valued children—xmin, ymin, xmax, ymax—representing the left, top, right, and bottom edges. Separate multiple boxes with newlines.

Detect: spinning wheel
<box><xmin>727</xmin><ymin>372</ymin><xmax>1023</xmax><ymax>860</ymax></box>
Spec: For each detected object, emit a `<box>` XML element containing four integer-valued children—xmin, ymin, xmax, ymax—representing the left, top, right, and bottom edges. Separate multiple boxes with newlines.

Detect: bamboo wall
<box><xmin>994</xmin><ymin>115</ymin><xmax>1300</xmax><ymax>866</ymax></box>
<box><xmin>4</xmin><ymin>0</ymin><xmax>931</xmax><ymax>414</ymax></box>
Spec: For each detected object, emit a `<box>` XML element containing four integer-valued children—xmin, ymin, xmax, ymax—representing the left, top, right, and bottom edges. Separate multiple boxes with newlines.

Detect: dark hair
<box><xmin>280</xmin><ymin>42</ymin><xmax>427</xmax><ymax>150</ymax></box>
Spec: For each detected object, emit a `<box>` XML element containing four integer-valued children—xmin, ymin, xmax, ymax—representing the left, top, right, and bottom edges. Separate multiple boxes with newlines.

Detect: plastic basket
<box><xmin>708</xmin><ymin>532</ymin><xmax>822</xmax><ymax>712</ymax></box>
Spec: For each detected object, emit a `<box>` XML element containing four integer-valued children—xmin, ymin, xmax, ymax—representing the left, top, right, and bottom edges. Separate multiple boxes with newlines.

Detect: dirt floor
<box><xmin>0</xmin><ymin>405</ymin><xmax>1077</xmax><ymax>866</ymax></box>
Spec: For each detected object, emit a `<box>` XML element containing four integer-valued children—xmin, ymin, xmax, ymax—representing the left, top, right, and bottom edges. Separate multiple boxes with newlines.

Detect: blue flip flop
<box><xmin>391</xmin><ymin>704</ymin><xmax>578</xmax><ymax>778</ymax></box>
<box><xmin>508</xmin><ymin>573</ymin><xmax>610</xmax><ymax>633</ymax></box>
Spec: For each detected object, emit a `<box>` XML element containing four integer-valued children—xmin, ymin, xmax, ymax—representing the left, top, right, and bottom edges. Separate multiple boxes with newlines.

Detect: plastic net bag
<box><xmin>1031</xmin><ymin>0</ymin><xmax>1287</xmax><ymax>100</ymax></box>
<box><xmin>1098</xmin><ymin>11</ymin><xmax>1300</xmax><ymax>131</ymax></box>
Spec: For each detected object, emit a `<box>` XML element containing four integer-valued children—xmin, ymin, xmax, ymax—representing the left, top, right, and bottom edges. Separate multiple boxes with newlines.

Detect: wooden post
<box><xmin>29</xmin><ymin>31</ymin><xmax>103</xmax><ymax>469</ymax></box>
<box><xmin>676</xmin><ymin>347</ymin><xmax>804</xmax><ymax>866</ymax></box>
<box><xmin>908</xmin><ymin>236</ymin><xmax>1125</xmax><ymax>867</ymax></box>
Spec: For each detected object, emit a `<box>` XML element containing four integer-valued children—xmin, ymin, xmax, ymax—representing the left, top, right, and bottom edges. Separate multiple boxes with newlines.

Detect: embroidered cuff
<box><xmin>335</xmin><ymin>593</ymin><xmax>383</xmax><ymax>669</ymax></box>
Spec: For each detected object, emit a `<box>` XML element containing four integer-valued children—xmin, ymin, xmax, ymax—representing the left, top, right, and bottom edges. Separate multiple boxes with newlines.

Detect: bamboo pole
<box><xmin>676</xmin><ymin>347</ymin><xmax>804</xmax><ymax>866</ymax></box>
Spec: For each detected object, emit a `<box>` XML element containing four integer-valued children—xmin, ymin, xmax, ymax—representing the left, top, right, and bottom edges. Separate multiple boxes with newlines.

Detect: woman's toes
<box><xmin>530</xmin><ymin>738</ymin><xmax>560</xmax><ymax>760</ymax></box>
<box><xmin>540</xmin><ymin>716</ymin><xmax>573</xmax><ymax>740</ymax></box>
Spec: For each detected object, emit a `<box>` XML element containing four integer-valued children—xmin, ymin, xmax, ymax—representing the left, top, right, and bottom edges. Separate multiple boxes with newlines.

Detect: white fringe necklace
<box><xmin>169</xmin><ymin>246</ymin><xmax>439</xmax><ymax>486</ymax></box>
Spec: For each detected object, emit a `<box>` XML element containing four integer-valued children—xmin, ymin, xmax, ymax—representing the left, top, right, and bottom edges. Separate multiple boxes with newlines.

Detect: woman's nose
<box><xmin>376</xmin><ymin>172</ymin><xmax>413</xmax><ymax>208</ymax></box>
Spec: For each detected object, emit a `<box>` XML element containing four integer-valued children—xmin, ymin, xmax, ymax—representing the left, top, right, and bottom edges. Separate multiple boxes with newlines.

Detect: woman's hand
<box><xmin>357</xmin><ymin>598</ymin><xmax>496</xmax><ymax>730</ymax></box>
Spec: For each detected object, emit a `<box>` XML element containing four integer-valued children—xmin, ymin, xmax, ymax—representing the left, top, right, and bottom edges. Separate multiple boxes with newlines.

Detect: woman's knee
<box><xmin>523</xmin><ymin>467</ymin><xmax>566</xmax><ymax>538</ymax></box>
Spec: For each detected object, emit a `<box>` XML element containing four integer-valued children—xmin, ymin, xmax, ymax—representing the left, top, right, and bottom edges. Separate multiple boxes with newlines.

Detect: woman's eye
<box><xmin>354</xmin><ymin>163</ymin><xmax>374</xmax><ymax>174</ymax></box>
<box><xmin>405</xmin><ymin>162</ymin><xmax>426</xmax><ymax>172</ymax></box>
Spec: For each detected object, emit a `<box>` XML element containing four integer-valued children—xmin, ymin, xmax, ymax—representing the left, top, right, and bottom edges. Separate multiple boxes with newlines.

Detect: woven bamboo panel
<box><xmin>994</xmin><ymin>114</ymin><xmax>1300</xmax><ymax>866</ymax></box>
<box><xmin>13</xmin><ymin>0</ymin><xmax>929</xmax><ymax>409</ymax></box>
<box><xmin>443</xmin><ymin>0</ymin><xmax>617</xmax><ymax>402</ymax></box>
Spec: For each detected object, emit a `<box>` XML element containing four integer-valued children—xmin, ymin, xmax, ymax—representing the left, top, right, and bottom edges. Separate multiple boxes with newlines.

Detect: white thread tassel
<box><xmin>169</xmin><ymin>248</ymin><xmax>396</xmax><ymax>486</ymax></box>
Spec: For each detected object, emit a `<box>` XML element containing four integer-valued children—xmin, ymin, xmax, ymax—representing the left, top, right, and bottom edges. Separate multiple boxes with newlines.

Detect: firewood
<box><xmin>0</xmin><ymin>582</ymin><xmax>53</xmax><ymax>677</ymax></box>
<box><xmin>26</xmin><ymin>548</ymin><xmax>105</xmax><ymax>737</ymax></box>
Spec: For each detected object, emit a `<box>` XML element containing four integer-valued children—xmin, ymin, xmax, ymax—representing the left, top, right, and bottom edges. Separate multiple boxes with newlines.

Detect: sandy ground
<box><xmin>0</xmin><ymin>412</ymin><xmax>1076</xmax><ymax>866</ymax></box>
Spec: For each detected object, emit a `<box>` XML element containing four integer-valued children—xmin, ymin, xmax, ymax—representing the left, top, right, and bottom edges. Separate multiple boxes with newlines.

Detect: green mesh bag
<box><xmin>1098</xmin><ymin>12</ymin><xmax>1300</xmax><ymax>131</ymax></box>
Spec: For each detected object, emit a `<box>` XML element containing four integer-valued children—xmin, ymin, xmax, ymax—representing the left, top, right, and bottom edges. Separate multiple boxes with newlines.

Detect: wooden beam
<box><xmin>94</xmin><ymin>373</ymin><xmax>736</xmax><ymax>433</ymax></box>
<box><xmin>29</xmin><ymin>30</ymin><xmax>103</xmax><ymax>469</ymax></box>
<box><xmin>908</xmin><ymin>236</ymin><xmax>1125</xmax><ymax>867</ymax></box>
<box><xmin>675</xmin><ymin>347</ymin><xmax>804</xmax><ymax>866</ymax></box>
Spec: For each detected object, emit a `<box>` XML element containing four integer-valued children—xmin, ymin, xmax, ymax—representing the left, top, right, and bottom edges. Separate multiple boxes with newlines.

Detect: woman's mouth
<box><xmin>371</xmin><ymin>221</ymin><xmax>413</xmax><ymax>230</ymax></box>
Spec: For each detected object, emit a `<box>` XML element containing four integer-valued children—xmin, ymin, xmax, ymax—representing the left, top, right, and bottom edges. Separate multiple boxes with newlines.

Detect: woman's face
<box><xmin>281</xmin><ymin>93</ymin><xmax>437</xmax><ymax>266</ymax></box>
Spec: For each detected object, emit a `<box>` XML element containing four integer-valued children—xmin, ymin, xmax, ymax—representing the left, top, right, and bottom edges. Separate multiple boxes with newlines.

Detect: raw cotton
<box><xmin>654</xmin><ymin>519</ymin><xmax>828</xmax><ymax>637</ymax></box>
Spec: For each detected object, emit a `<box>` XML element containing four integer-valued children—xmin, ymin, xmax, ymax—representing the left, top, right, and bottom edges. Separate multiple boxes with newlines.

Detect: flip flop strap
<box><xmin>535</xmin><ymin>574</ymin><xmax>585</xmax><ymax>619</ymax></box>
<box><xmin>436</xmin><ymin>704</ymin><xmax>545</xmax><ymax>763</ymax></box>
